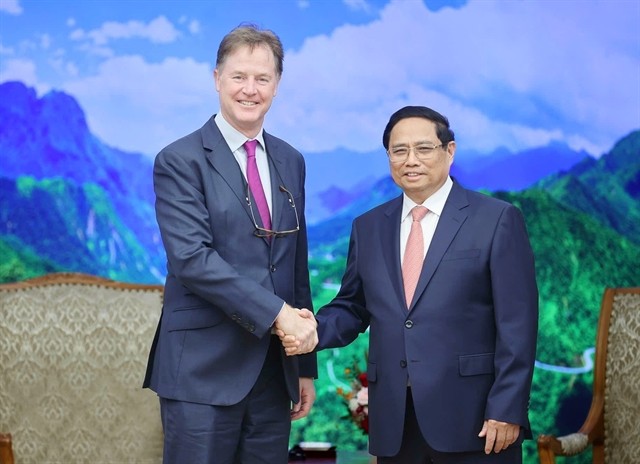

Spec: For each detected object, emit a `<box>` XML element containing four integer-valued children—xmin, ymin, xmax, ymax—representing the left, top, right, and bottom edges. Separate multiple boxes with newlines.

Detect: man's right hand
<box><xmin>274</xmin><ymin>305</ymin><xmax>317</xmax><ymax>355</ymax></box>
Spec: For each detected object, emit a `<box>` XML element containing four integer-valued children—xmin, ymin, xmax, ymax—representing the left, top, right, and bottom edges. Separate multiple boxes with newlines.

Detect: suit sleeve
<box><xmin>315</xmin><ymin>220</ymin><xmax>371</xmax><ymax>349</ymax></box>
<box><xmin>485</xmin><ymin>204</ymin><xmax>539</xmax><ymax>429</ymax></box>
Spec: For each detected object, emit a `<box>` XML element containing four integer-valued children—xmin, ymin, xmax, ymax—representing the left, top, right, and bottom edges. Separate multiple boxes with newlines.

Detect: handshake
<box><xmin>274</xmin><ymin>304</ymin><xmax>318</xmax><ymax>355</ymax></box>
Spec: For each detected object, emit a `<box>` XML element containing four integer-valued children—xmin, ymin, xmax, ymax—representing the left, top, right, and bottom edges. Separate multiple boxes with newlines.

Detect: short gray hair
<box><xmin>216</xmin><ymin>23</ymin><xmax>284</xmax><ymax>77</ymax></box>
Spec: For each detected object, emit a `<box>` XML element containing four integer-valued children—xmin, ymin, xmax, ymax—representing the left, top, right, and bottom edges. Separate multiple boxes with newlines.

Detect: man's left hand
<box><xmin>291</xmin><ymin>377</ymin><xmax>316</xmax><ymax>421</ymax></box>
<box><xmin>478</xmin><ymin>419</ymin><xmax>520</xmax><ymax>454</ymax></box>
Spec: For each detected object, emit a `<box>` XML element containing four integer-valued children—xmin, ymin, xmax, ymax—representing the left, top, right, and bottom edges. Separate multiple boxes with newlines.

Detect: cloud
<box><xmin>70</xmin><ymin>15</ymin><xmax>180</xmax><ymax>46</ymax></box>
<box><xmin>268</xmin><ymin>0</ymin><xmax>639</xmax><ymax>156</ymax></box>
<box><xmin>63</xmin><ymin>55</ymin><xmax>215</xmax><ymax>154</ymax></box>
<box><xmin>0</xmin><ymin>0</ymin><xmax>22</xmax><ymax>15</ymax></box>
<box><xmin>12</xmin><ymin>0</ymin><xmax>635</xmax><ymax>158</ymax></box>
<box><xmin>187</xmin><ymin>20</ymin><xmax>200</xmax><ymax>35</ymax></box>
<box><xmin>49</xmin><ymin>50</ymin><xmax>79</xmax><ymax>78</ymax></box>
<box><xmin>0</xmin><ymin>58</ymin><xmax>38</xmax><ymax>88</ymax></box>
<box><xmin>343</xmin><ymin>0</ymin><xmax>373</xmax><ymax>13</ymax></box>
<box><xmin>39</xmin><ymin>34</ymin><xmax>51</xmax><ymax>50</ymax></box>
<box><xmin>0</xmin><ymin>43</ymin><xmax>14</xmax><ymax>55</ymax></box>
<box><xmin>178</xmin><ymin>17</ymin><xmax>201</xmax><ymax>35</ymax></box>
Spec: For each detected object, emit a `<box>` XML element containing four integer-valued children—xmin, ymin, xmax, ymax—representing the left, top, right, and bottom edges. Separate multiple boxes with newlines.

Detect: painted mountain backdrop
<box><xmin>0</xmin><ymin>81</ymin><xmax>638</xmax><ymax>463</ymax></box>
<box><xmin>1</xmin><ymin>80</ymin><xmax>606</xmax><ymax>284</ymax></box>
<box><xmin>1</xmin><ymin>81</ymin><xmax>163</xmax><ymax>283</ymax></box>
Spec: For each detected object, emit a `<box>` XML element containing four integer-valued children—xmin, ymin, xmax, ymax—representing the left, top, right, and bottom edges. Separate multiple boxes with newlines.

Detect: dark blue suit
<box><xmin>143</xmin><ymin>116</ymin><xmax>316</xmax><ymax>460</ymax></box>
<box><xmin>315</xmin><ymin>180</ymin><xmax>538</xmax><ymax>458</ymax></box>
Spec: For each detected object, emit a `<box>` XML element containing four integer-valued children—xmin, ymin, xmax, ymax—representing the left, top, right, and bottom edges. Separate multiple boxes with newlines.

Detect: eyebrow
<box><xmin>228</xmin><ymin>70</ymin><xmax>273</xmax><ymax>78</ymax></box>
<box><xmin>390</xmin><ymin>139</ymin><xmax>434</xmax><ymax>147</ymax></box>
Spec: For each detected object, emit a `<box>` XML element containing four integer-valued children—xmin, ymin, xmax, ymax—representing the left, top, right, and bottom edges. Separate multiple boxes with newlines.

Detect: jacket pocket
<box><xmin>458</xmin><ymin>352</ymin><xmax>495</xmax><ymax>376</ymax></box>
<box><xmin>367</xmin><ymin>362</ymin><xmax>377</xmax><ymax>383</ymax></box>
<box><xmin>442</xmin><ymin>249</ymin><xmax>481</xmax><ymax>261</ymax></box>
<box><xmin>166</xmin><ymin>305</ymin><xmax>225</xmax><ymax>331</ymax></box>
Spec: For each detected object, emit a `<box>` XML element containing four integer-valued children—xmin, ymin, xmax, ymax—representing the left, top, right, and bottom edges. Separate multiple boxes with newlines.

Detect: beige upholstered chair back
<box><xmin>0</xmin><ymin>273</ymin><xmax>164</xmax><ymax>464</ymax></box>
<box><xmin>603</xmin><ymin>288</ymin><xmax>640</xmax><ymax>463</ymax></box>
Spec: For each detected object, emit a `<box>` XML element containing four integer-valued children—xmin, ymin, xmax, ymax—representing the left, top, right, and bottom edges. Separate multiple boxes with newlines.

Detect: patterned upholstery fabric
<box><xmin>537</xmin><ymin>287</ymin><xmax>640</xmax><ymax>464</ymax></box>
<box><xmin>604</xmin><ymin>291</ymin><xmax>640</xmax><ymax>463</ymax></box>
<box><xmin>0</xmin><ymin>273</ymin><xmax>163</xmax><ymax>464</ymax></box>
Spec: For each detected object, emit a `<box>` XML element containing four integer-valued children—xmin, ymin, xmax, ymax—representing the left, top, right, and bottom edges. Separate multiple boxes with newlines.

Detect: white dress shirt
<box><xmin>400</xmin><ymin>176</ymin><xmax>453</xmax><ymax>264</ymax></box>
<box><xmin>215</xmin><ymin>113</ymin><xmax>273</xmax><ymax>218</ymax></box>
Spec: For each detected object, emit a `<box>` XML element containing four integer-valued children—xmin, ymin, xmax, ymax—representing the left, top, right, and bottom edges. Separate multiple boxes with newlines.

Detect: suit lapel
<box><xmin>264</xmin><ymin>134</ymin><xmax>289</xmax><ymax>237</ymax></box>
<box><xmin>381</xmin><ymin>196</ymin><xmax>407</xmax><ymax>312</ymax></box>
<box><xmin>409</xmin><ymin>182</ymin><xmax>469</xmax><ymax>310</ymax></box>
<box><xmin>201</xmin><ymin>118</ymin><xmax>255</xmax><ymax>226</ymax></box>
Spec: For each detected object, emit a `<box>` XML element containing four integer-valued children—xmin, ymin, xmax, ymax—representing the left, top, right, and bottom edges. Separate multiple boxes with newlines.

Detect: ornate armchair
<box><xmin>0</xmin><ymin>273</ymin><xmax>164</xmax><ymax>464</ymax></box>
<box><xmin>537</xmin><ymin>287</ymin><xmax>640</xmax><ymax>463</ymax></box>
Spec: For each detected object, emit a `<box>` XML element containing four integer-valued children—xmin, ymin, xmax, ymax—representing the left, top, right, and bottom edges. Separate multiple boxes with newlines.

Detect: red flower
<box><xmin>360</xmin><ymin>414</ymin><xmax>369</xmax><ymax>433</ymax></box>
<box><xmin>337</xmin><ymin>355</ymin><xmax>369</xmax><ymax>434</ymax></box>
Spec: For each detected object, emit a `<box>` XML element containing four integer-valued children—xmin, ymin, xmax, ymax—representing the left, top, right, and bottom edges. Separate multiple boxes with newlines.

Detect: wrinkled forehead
<box><xmin>218</xmin><ymin>43</ymin><xmax>279</xmax><ymax>75</ymax></box>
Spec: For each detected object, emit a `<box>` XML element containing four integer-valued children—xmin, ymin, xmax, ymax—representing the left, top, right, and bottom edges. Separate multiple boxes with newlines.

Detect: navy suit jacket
<box><xmin>144</xmin><ymin>116</ymin><xmax>317</xmax><ymax>405</ymax></box>
<box><xmin>315</xmin><ymin>180</ymin><xmax>538</xmax><ymax>456</ymax></box>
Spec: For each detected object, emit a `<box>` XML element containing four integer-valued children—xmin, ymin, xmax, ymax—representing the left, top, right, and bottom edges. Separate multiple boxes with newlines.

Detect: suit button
<box><xmin>400</xmin><ymin>360</ymin><xmax>407</xmax><ymax>368</ymax></box>
<box><xmin>405</xmin><ymin>320</ymin><xmax>413</xmax><ymax>329</ymax></box>
<box><xmin>270</xmin><ymin>265</ymin><xmax>276</xmax><ymax>272</ymax></box>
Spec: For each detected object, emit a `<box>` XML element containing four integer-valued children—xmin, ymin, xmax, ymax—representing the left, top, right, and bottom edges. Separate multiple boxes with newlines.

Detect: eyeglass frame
<box><xmin>246</xmin><ymin>184</ymin><xmax>300</xmax><ymax>238</ymax></box>
<box><xmin>386</xmin><ymin>142</ymin><xmax>447</xmax><ymax>163</ymax></box>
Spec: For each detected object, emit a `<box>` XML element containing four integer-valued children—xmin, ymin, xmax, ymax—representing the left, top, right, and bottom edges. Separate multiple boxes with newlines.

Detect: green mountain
<box><xmin>0</xmin><ymin>81</ymin><xmax>164</xmax><ymax>283</ymax></box>
<box><xmin>537</xmin><ymin>129</ymin><xmax>640</xmax><ymax>244</ymax></box>
<box><xmin>0</xmin><ymin>235</ymin><xmax>62</xmax><ymax>282</ymax></box>
<box><xmin>495</xmin><ymin>189</ymin><xmax>639</xmax><ymax>365</ymax></box>
<box><xmin>0</xmin><ymin>176</ymin><xmax>165</xmax><ymax>284</ymax></box>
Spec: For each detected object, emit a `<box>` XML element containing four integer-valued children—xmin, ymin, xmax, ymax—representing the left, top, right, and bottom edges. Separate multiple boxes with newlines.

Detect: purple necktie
<box><xmin>244</xmin><ymin>139</ymin><xmax>271</xmax><ymax>231</ymax></box>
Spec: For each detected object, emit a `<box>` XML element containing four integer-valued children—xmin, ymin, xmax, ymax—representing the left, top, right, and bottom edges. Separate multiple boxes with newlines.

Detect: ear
<box><xmin>273</xmin><ymin>76</ymin><xmax>281</xmax><ymax>97</ymax></box>
<box><xmin>447</xmin><ymin>141</ymin><xmax>456</xmax><ymax>166</ymax></box>
<box><xmin>213</xmin><ymin>68</ymin><xmax>221</xmax><ymax>92</ymax></box>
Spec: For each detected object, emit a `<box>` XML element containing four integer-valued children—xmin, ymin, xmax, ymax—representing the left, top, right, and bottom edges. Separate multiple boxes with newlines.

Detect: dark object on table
<box><xmin>289</xmin><ymin>443</ymin><xmax>337</xmax><ymax>461</ymax></box>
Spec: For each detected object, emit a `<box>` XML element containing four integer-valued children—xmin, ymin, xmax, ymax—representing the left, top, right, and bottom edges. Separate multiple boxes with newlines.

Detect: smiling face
<box><xmin>388</xmin><ymin>117</ymin><xmax>455</xmax><ymax>204</ymax></box>
<box><xmin>214</xmin><ymin>44</ymin><xmax>280</xmax><ymax>138</ymax></box>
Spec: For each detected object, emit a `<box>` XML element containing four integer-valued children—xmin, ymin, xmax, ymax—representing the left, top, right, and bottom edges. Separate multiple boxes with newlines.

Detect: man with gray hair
<box><xmin>144</xmin><ymin>24</ymin><xmax>318</xmax><ymax>463</ymax></box>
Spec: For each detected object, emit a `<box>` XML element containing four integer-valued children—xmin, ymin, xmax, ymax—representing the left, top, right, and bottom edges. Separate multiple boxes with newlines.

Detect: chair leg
<box><xmin>537</xmin><ymin>435</ymin><xmax>558</xmax><ymax>464</ymax></box>
<box><xmin>0</xmin><ymin>433</ymin><xmax>15</xmax><ymax>464</ymax></box>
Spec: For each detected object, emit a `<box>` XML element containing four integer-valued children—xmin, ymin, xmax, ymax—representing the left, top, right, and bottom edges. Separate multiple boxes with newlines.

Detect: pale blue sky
<box><xmin>1</xmin><ymin>0</ymin><xmax>638</xmax><ymax>158</ymax></box>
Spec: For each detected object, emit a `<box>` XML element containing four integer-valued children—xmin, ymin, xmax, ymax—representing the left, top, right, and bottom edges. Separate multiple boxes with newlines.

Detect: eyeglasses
<box><xmin>246</xmin><ymin>184</ymin><xmax>300</xmax><ymax>238</ymax></box>
<box><xmin>387</xmin><ymin>143</ymin><xmax>444</xmax><ymax>163</ymax></box>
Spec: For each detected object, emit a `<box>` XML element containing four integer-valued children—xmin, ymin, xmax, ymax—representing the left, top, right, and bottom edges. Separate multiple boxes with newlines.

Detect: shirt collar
<box><xmin>215</xmin><ymin>113</ymin><xmax>265</xmax><ymax>153</ymax></box>
<box><xmin>401</xmin><ymin>176</ymin><xmax>453</xmax><ymax>222</ymax></box>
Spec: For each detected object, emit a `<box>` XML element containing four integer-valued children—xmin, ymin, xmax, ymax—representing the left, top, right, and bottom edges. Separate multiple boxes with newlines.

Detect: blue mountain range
<box><xmin>0</xmin><ymin>81</ymin><xmax>164</xmax><ymax>283</ymax></box>
<box><xmin>304</xmin><ymin>135</ymin><xmax>589</xmax><ymax>224</ymax></box>
<box><xmin>0</xmin><ymin>81</ymin><xmax>634</xmax><ymax>283</ymax></box>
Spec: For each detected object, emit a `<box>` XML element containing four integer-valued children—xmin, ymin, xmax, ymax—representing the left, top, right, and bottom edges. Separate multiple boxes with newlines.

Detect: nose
<box><xmin>404</xmin><ymin>148</ymin><xmax>421</xmax><ymax>164</ymax></box>
<box><xmin>242</xmin><ymin>77</ymin><xmax>257</xmax><ymax>95</ymax></box>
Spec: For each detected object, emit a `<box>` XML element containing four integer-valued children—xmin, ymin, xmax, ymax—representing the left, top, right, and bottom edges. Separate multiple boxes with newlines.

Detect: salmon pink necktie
<box><xmin>244</xmin><ymin>139</ymin><xmax>271</xmax><ymax>231</ymax></box>
<box><xmin>402</xmin><ymin>206</ymin><xmax>428</xmax><ymax>307</ymax></box>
